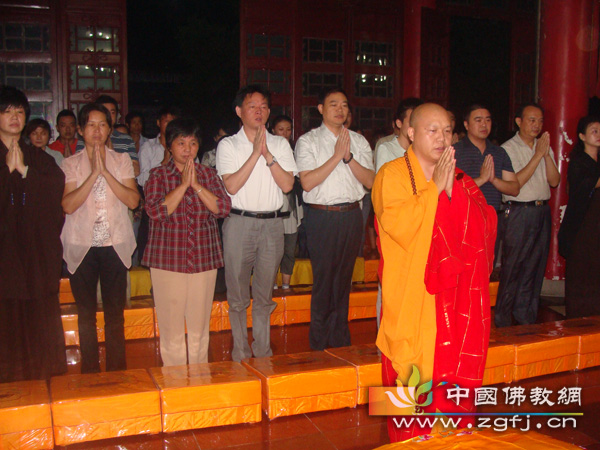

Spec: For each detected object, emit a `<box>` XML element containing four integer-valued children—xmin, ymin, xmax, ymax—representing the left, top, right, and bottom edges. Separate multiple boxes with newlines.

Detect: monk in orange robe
<box><xmin>372</xmin><ymin>103</ymin><xmax>496</xmax><ymax>442</ymax></box>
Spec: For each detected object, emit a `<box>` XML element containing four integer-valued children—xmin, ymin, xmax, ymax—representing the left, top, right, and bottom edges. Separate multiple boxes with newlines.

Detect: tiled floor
<box><xmin>57</xmin><ymin>302</ymin><xmax>600</xmax><ymax>449</ymax></box>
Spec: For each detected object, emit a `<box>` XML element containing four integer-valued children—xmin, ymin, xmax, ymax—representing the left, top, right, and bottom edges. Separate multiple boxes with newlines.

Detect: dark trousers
<box><xmin>279</xmin><ymin>232</ymin><xmax>298</xmax><ymax>275</ymax></box>
<box><xmin>494</xmin><ymin>208</ymin><xmax>506</xmax><ymax>267</ymax></box>
<box><xmin>495</xmin><ymin>204</ymin><xmax>551</xmax><ymax>327</ymax></box>
<box><xmin>70</xmin><ymin>246</ymin><xmax>127</xmax><ymax>373</ymax></box>
<box><xmin>358</xmin><ymin>192</ymin><xmax>372</xmax><ymax>257</ymax></box>
<box><xmin>305</xmin><ymin>206</ymin><xmax>362</xmax><ymax>350</ymax></box>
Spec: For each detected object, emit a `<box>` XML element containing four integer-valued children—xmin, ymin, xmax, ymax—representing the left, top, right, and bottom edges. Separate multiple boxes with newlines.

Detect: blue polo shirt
<box><xmin>454</xmin><ymin>136</ymin><xmax>514</xmax><ymax>210</ymax></box>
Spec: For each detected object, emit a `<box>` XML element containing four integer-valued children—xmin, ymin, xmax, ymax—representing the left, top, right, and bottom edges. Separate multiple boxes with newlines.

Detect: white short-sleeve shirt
<box><xmin>375</xmin><ymin>138</ymin><xmax>405</xmax><ymax>173</ymax></box>
<box><xmin>502</xmin><ymin>132</ymin><xmax>558</xmax><ymax>202</ymax></box>
<box><xmin>216</xmin><ymin>127</ymin><xmax>297</xmax><ymax>211</ymax></box>
<box><xmin>295</xmin><ymin>123</ymin><xmax>374</xmax><ymax>205</ymax></box>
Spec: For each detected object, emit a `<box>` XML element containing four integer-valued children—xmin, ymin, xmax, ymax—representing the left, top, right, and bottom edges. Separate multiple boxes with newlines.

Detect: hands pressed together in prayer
<box><xmin>433</xmin><ymin>146</ymin><xmax>456</xmax><ymax>198</ymax></box>
<box><xmin>334</xmin><ymin>127</ymin><xmax>352</xmax><ymax>161</ymax></box>
<box><xmin>535</xmin><ymin>131</ymin><xmax>551</xmax><ymax>158</ymax></box>
<box><xmin>5</xmin><ymin>138</ymin><xmax>27</xmax><ymax>175</ymax></box>
<box><xmin>478</xmin><ymin>154</ymin><xmax>495</xmax><ymax>185</ymax></box>
<box><xmin>252</xmin><ymin>125</ymin><xmax>270</xmax><ymax>158</ymax></box>
<box><xmin>181</xmin><ymin>157</ymin><xmax>207</xmax><ymax>195</ymax></box>
<box><xmin>91</xmin><ymin>143</ymin><xmax>107</xmax><ymax>177</ymax></box>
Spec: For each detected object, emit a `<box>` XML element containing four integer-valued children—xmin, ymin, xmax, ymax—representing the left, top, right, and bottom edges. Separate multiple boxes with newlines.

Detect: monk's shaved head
<box><xmin>408</xmin><ymin>102</ymin><xmax>452</xmax><ymax>171</ymax></box>
<box><xmin>409</xmin><ymin>103</ymin><xmax>448</xmax><ymax>128</ymax></box>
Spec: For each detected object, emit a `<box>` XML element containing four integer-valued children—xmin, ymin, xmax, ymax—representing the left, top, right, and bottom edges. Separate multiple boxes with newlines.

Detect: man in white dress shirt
<box><xmin>137</xmin><ymin>106</ymin><xmax>181</xmax><ymax>188</ymax></box>
<box><xmin>495</xmin><ymin>103</ymin><xmax>559</xmax><ymax>327</ymax></box>
<box><xmin>216</xmin><ymin>85</ymin><xmax>297</xmax><ymax>361</ymax></box>
<box><xmin>373</xmin><ymin>97</ymin><xmax>423</xmax><ymax>327</ymax></box>
<box><xmin>296</xmin><ymin>88</ymin><xmax>375</xmax><ymax>350</ymax></box>
<box><xmin>375</xmin><ymin>97</ymin><xmax>424</xmax><ymax>172</ymax></box>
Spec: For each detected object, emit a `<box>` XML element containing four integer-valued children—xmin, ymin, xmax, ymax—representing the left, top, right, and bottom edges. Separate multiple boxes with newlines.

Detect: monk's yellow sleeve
<box><xmin>372</xmin><ymin>161</ymin><xmax>439</xmax><ymax>252</ymax></box>
<box><xmin>372</xmin><ymin>156</ymin><xmax>439</xmax><ymax>384</ymax></box>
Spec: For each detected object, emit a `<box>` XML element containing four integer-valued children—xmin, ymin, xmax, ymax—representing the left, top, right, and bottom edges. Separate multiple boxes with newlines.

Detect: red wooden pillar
<box><xmin>402</xmin><ymin>0</ymin><xmax>436</xmax><ymax>98</ymax></box>
<box><xmin>538</xmin><ymin>0</ymin><xmax>596</xmax><ymax>280</ymax></box>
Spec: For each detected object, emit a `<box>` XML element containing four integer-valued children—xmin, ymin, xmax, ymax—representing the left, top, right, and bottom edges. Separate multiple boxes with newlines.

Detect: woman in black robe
<box><xmin>0</xmin><ymin>86</ymin><xmax>67</xmax><ymax>382</ymax></box>
<box><xmin>558</xmin><ymin>115</ymin><xmax>600</xmax><ymax>318</ymax></box>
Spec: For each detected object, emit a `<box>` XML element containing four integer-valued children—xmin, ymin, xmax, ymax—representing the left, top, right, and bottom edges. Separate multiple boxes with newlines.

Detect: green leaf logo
<box><xmin>383</xmin><ymin>365</ymin><xmax>446</xmax><ymax>412</ymax></box>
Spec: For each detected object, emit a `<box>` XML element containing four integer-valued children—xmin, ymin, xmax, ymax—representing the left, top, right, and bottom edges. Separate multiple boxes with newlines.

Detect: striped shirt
<box><xmin>454</xmin><ymin>136</ymin><xmax>514</xmax><ymax>210</ymax></box>
<box><xmin>76</xmin><ymin>129</ymin><xmax>138</xmax><ymax>162</ymax></box>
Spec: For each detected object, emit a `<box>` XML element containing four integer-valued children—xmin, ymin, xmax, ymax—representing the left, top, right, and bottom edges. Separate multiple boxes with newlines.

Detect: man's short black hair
<box><xmin>515</xmin><ymin>103</ymin><xmax>544</xmax><ymax>119</ymax></box>
<box><xmin>78</xmin><ymin>103</ymin><xmax>113</xmax><ymax>129</ymax></box>
<box><xmin>233</xmin><ymin>85</ymin><xmax>271</xmax><ymax>109</ymax></box>
<box><xmin>56</xmin><ymin>109</ymin><xmax>76</xmax><ymax>125</ymax></box>
<box><xmin>317</xmin><ymin>87</ymin><xmax>348</xmax><ymax>106</ymax></box>
<box><xmin>24</xmin><ymin>118</ymin><xmax>52</xmax><ymax>142</ymax></box>
<box><xmin>395</xmin><ymin>97</ymin><xmax>424</xmax><ymax>122</ymax></box>
<box><xmin>0</xmin><ymin>86</ymin><xmax>30</xmax><ymax>120</ymax></box>
<box><xmin>165</xmin><ymin>117</ymin><xmax>202</xmax><ymax>150</ymax></box>
<box><xmin>464</xmin><ymin>103</ymin><xmax>491</xmax><ymax>122</ymax></box>
<box><xmin>94</xmin><ymin>94</ymin><xmax>119</xmax><ymax>114</ymax></box>
<box><xmin>157</xmin><ymin>105</ymin><xmax>182</xmax><ymax>120</ymax></box>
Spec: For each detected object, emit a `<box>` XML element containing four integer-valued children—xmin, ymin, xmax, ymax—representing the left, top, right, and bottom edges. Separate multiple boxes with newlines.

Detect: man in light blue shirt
<box><xmin>375</xmin><ymin>97</ymin><xmax>423</xmax><ymax>172</ymax></box>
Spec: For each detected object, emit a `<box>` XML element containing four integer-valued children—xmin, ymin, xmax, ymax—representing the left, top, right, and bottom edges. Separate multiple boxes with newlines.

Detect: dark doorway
<box><xmin>449</xmin><ymin>15</ymin><xmax>511</xmax><ymax>144</ymax></box>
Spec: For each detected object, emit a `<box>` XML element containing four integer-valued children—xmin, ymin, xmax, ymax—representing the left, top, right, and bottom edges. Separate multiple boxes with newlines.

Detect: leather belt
<box><xmin>230</xmin><ymin>208</ymin><xmax>290</xmax><ymax>219</ymax></box>
<box><xmin>307</xmin><ymin>202</ymin><xmax>360</xmax><ymax>212</ymax></box>
<box><xmin>507</xmin><ymin>200</ymin><xmax>548</xmax><ymax>207</ymax></box>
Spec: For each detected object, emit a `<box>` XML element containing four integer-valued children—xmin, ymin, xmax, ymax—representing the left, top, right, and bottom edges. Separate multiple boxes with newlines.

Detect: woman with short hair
<box><xmin>143</xmin><ymin>118</ymin><xmax>231</xmax><ymax>366</ymax></box>
<box><xmin>559</xmin><ymin>115</ymin><xmax>600</xmax><ymax>318</ymax></box>
<box><xmin>0</xmin><ymin>86</ymin><xmax>67</xmax><ymax>382</ymax></box>
<box><xmin>24</xmin><ymin>118</ymin><xmax>63</xmax><ymax>166</ymax></box>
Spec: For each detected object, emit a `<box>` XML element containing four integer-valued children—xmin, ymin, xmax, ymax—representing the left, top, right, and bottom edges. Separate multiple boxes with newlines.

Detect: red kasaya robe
<box><xmin>381</xmin><ymin>169</ymin><xmax>496</xmax><ymax>441</ymax></box>
<box><xmin>425</xmin><ymin>169</ymin><xmax>497</xmax><ymax>426</ymax></box>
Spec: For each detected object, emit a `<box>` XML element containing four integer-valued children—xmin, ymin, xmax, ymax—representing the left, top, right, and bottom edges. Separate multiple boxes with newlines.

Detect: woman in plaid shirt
<box><xmin>143</xmin><ymin>118</ymin><xmax>231</xmax><ymax>366</ymax></box>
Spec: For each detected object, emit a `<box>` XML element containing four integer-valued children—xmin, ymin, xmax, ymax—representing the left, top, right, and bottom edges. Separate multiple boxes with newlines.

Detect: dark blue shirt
<box><xmin>454</xmin><ymin>136</ymin><xmax>514</xmax><ymax>210</ymax></box>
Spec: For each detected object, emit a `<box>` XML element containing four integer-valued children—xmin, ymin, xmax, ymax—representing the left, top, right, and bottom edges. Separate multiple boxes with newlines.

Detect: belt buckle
<box><xmin>535</xmin><ymin>200</ymin><xmax>543</xmax><ymax>206</ymax></box>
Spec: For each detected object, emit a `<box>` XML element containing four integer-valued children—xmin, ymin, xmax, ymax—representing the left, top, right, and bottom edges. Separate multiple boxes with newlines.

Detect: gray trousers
<box><xmin>223</xmin><ymin>214</ymin><xmax>284</xmax><ymax>361</ymax></box>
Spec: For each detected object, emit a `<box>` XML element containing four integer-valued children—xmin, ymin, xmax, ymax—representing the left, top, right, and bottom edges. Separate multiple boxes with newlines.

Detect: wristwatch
<box><xmin>267</xmin><ymin>156</ymin><xmax>278</xmax><ymax>167</ymax></box>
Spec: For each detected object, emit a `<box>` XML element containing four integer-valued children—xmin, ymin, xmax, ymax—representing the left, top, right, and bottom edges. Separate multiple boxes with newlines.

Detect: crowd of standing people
<box><xmin>1</xmin><ymin>81</ymin><xmax>599</xmax><ymax>441</ymax></box>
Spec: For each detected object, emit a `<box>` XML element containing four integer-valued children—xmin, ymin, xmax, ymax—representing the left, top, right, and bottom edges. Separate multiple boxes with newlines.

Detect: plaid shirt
<box><xmin>142</xmin><ymin>159</ymin><xmax>231</xmax><ymax>273</ymax></box>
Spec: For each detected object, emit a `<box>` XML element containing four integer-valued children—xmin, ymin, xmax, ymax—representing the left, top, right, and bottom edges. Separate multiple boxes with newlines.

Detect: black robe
<box><xmin>0</xmin><ymin>138</ymin><xmax>67</xmax><ymax>381</ymax></box>
<box><xmin>558</xmin><ymin>151</ymin><xmax>600</xmax><ymax>318</ymax></box>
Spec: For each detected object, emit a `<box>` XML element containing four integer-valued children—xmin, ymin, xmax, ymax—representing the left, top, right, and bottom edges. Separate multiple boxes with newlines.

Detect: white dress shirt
<box><xmin>375</xmin><ymin>137</ymin><xmax>405</xmax><ymax>173</ymax></box>
<box><xmin>137</xmin><ymin>135</ymin><xmax>165</xmax><ymax>187</ymax></box>
<box><xmin>295</xmin><ymin>123</ymin><xmax>374</xmax><ymax>205</ymax></box>
<box><xmin>216</xmin><ymin>127</ymin><xmax>298</xmax><ymax>212</ymax></box>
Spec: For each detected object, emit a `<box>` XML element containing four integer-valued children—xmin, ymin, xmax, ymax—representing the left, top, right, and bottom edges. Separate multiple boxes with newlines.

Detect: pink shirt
<box><xmin>61</xmin><ymin>147</ymin><xmax>136</xmax><ymax>273</ymax></box>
